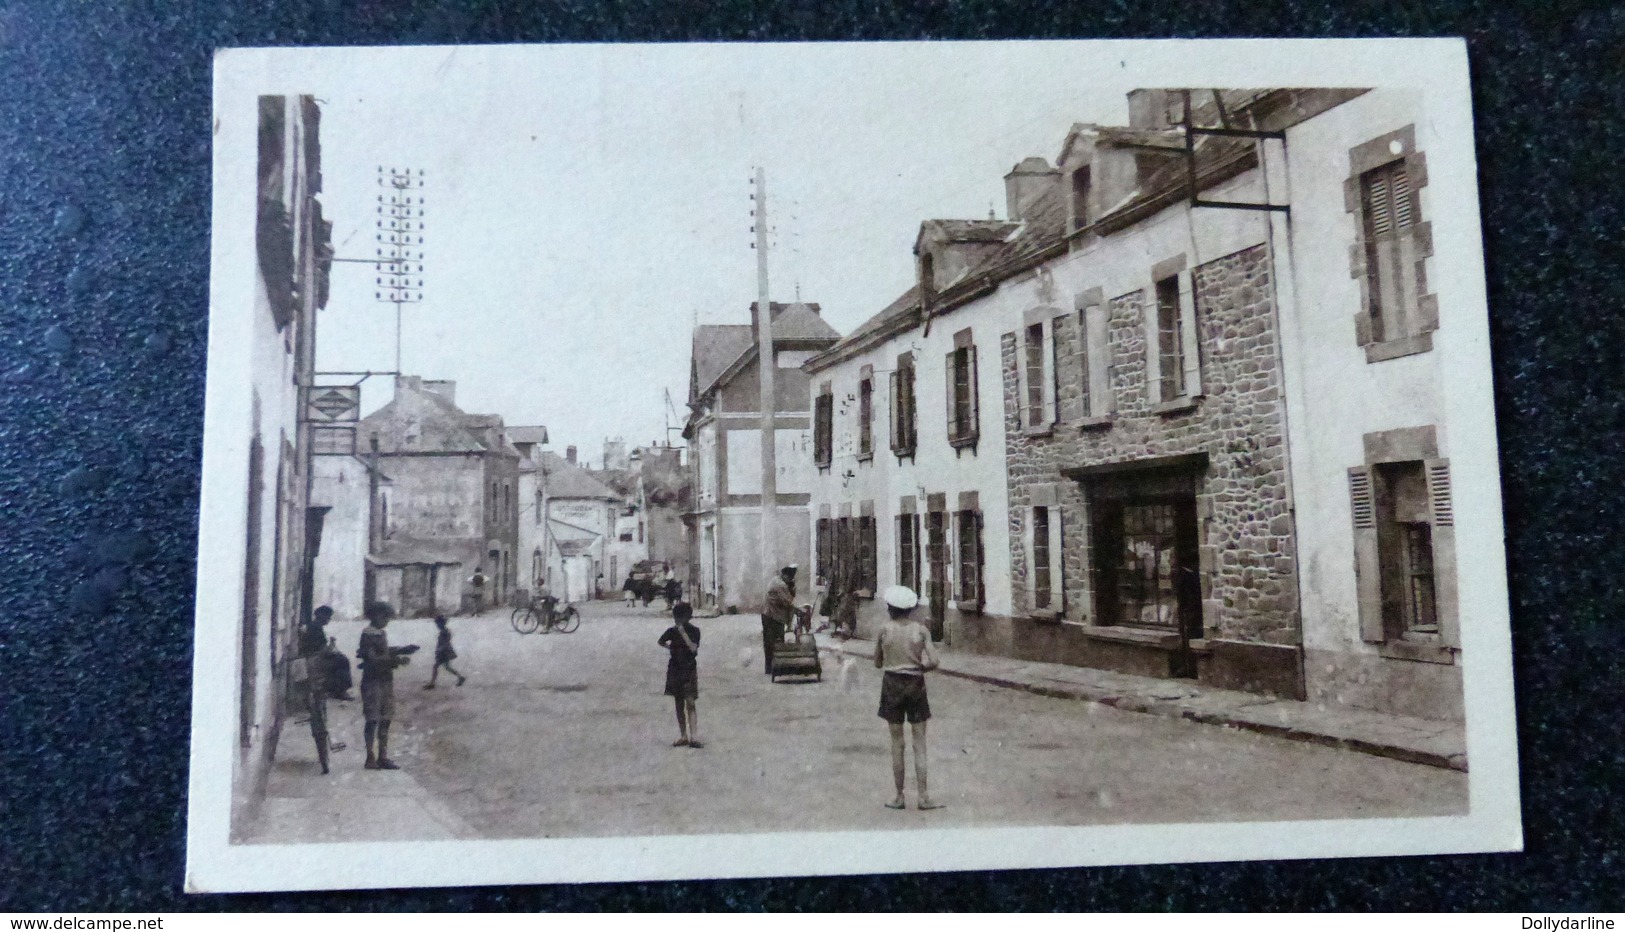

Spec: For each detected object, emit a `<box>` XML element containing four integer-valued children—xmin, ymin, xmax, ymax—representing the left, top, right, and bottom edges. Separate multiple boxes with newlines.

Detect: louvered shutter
<box><xmin>1047</xmin><ymin>506</ymin><xmax>1065</xmax><ymax>611</ymax></box>
<box><xmin>889</xmin><ymin>369</ymin><xmax>901</xmax><ymax>453</ymax></box>
<box><xmin>1179</xmin><ymin>273</ymin><xmax>1202</xmax><ymax>398</ymax></box>
<box><xmin>945</xmin><ymin>350</ymin><xmax>958</xmax><ymax>443</ymax></box>
<box><xmin>1015</xmin><ymin>330</ymin><xmax>1032</xmax><ymax>430</ymax></box>
<box><xmin>1044</xmin><ymin>318</ymin><xmax>1060</xmax><ymax>425</ymax></box>
<box><xmin>1021</xmin><ymin>507</ymin><xmax>1036</xmax><ymax>610</ymax></box>
<box><xmin>967</xmin><ymin>345</ymin><xmax>980</xmax><ymax>443</ymax></box>
<box><xmin>1349</xmin><ymin>466</ymin><xmax>1385</xmax><ymax>643</ymax></box>
<box><xmin>974</xmin><ymin>510</ymin><xmax>986</xmax><ymax>609</ymax></box>
<box><xmin>1426</xmin><ymin>458</ymin><xmax>1459</xmax><ymax>649</ymax></box>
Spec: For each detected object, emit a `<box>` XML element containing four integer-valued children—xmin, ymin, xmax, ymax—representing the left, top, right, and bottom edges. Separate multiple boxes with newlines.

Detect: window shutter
<box><xmin>1142</xmin><ymin>294</ymin><xmax>1161</xmax><ymax>400</ymax></box>
<box><xmin>967</xmin><ymin>345</ymin><xmax>980</xmax><ymax>443</ymax></box>
<box><xmin>1179</xmin><ymin>274</ymin><xmax>1202</xmax><ymax>397</ymax></box>
<box><xmin>945</xmin><ymin>350</ymin><xmax>958</xmax><ymax>443</ymax></box>
<box><xmin>1015</xmin><ymin>330</ymin><xmax>1032</xmax><ymax>430</ymax></box>
<box><xmin>1391</xmin><ymin>164</ymin><xmax>1414</xmax><ymax>229</ymax></box>
<box><xmin>888</xmin><ymin>369</ymin><xmax>901</xmax><ymax>453</ymax></box>
<box><xmin>1021</xmin><ymin>507</ymin><xmax>1036</xmax><ymax>610</ymax></box>
<box><xmin>905</xmin><ymin>366</ymin><xmax>917</xmax><ymax>451</ymax></box>
<box><xmin>1426</xmin><ymin>458</ymin><xmax>1459</xmax><ymax>650</ymax></box>
<box><xmin>1044</xmin><ymin>318</ymin><xmax>1060</xmax><ymax>425</ymax></box>
<box><xmin>974</xmin><ymin>510</ymin><xmax>986</xmax><ymax>609</ymax></box>
<box><xmin>1349</xmin><ymin>466</ymin><xmax>1384</xmax><ymax>643</ymax></box>
<box><xmin>1047</xmin><ymin>506</ymin><xmax>1065</xmax><ymax>611</ymax></box>
<box><xmin>1086</xmin><ymin>303</ymin><xmax>1113</xmax><ymax>415</ymax></box>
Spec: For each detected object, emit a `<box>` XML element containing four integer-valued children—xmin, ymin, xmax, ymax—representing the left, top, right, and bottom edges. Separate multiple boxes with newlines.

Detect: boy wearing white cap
<box><xmin>874</xmin><ymin>584</ymin><xmax>943</xmax><ymax>810</ymax></box>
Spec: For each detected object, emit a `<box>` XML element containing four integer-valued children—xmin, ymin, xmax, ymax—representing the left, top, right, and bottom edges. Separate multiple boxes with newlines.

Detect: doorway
<box><xmin>1091</xmin><ymin>494</ymin><xmax>1202</xmax><ymax>678</ymax></box>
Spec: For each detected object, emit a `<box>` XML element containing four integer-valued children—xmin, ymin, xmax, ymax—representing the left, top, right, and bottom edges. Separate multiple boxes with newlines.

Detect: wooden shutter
<box><xmin>1015</xmin><ymin>330</ymin><xmax>1032</xmax><ymax>430</ymax></box>
<box><xmin>1044</xmin><ymin>318</ymin><xmax>1060</xmax><ymax>425</ymax></box>
<box><xmin>1349</xmin><ymin>466</ymin><xmax>1384</xmax><ymax>643</ymax></box>
<box><xmin>1021</xmin><ymin>506</ymin><xmax>1035</xmax><ymax>609</ymax></box>
<box><xmin>888</xmin><ymin>369</ymin><xmax>902</xmax><ymax>453</ymax></box>
<box><xmin>967</xmin><ymin>345</ymin><xmax>980</xmax><ymax>443</ymax></box>
<box><xmin>1179</xmin><ymin>273</ymin><xmax>1202</xmax><ymax>397</ymax></box>
<box><xmin>974</xmin><ymin>510</ymin><xmax>986</xmax><ymax>609</ymax></box>
<box><xmin>904</xmin><ymin>366</ymin><xmax>917</xmax><ymax>451</ymax></box>
<box><xmin>945</xmin><ymin>350</ymin><xmax>958</xmax><ymax>443</ymax></box>
<box><xmin>1426</xmin><ymin>458</ymin><xmax>1459</xmax><ymax>649</ymax></box>
<box><xmin>1048</xmin><ymin>505</ymin><xmax>1065</xmax><ymax>611</ymax></box>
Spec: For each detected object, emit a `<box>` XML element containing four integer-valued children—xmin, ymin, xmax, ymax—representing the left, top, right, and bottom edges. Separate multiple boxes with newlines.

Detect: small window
<box><xmin>1155</xmin><ymin>276</ymin><xmax>1185</xmax><ymax>402</ymax></box>
<box><xmin>1024</xmin><ymin>323</ymin><xmax>1046</xmax><ymax>427</ymax></box>
<box><xmin>946</xmin><ymin>330</ymin><xmax>980</xmax><ymax>449</ymax></box>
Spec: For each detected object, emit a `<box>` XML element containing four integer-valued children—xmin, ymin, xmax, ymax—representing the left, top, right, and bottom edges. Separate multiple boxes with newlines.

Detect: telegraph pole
<box><xmin>753</xmin><ymin>168</ymin><xmax>778</xmax><ymax>588</ymax></box>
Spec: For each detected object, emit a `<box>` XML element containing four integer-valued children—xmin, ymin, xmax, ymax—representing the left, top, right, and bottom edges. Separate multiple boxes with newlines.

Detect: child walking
<box><xmin>424</xmin><ymin>615</ymin><xmax>466</xmax><ymax>689</ymax></box>
<box><xmin>658</xmin><ymin>601</ymin><xmax>702</xmax><ymax>748</ymax></box>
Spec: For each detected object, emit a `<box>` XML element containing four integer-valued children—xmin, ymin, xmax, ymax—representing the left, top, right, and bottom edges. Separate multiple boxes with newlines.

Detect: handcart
<box><xmin>770</xmin><ymin>606</ymin><xmax>822</xmax><ymax>683</ymax></box>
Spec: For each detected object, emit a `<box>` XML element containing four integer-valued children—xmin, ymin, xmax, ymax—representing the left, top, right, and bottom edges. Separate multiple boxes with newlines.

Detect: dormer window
<box><xmin>1071</xmin><ymin>166</ymin><xmax>1092</xmax><ymax>231</ymax></box>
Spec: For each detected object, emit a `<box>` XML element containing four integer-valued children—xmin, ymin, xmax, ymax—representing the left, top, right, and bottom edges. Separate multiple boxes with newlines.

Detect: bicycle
<box><xmin>511</xmin><ymin>596</ymin><xmax>580</xmax><ymax>635</ymax></box>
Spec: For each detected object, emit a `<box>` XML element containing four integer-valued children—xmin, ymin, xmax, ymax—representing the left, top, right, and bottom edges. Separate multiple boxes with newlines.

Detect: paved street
<box><xmin>296</xmin><ymin>603</ymin><xmax>1465</xmax><ymax>841</ymax></box>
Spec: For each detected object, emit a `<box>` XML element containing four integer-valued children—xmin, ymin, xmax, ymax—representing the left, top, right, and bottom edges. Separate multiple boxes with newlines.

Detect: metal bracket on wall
<box><xmin>1183</xmin><ymin>89</ymin><xmax>1290</xmax><ymax>214</ymax></box>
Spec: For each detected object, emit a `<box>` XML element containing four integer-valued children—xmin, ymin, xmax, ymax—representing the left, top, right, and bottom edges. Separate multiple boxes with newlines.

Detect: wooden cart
<box><xmin>770</xmin><ymin>607</ymin><xmax>822</xmax><ymax>682</ymax></box>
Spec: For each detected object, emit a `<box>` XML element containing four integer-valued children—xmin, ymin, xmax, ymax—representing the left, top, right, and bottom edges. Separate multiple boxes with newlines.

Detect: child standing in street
<box><xmin>424</xmin><ymin>615</ymin><xmax>466</xmax><ymax>689</ymax></box>
<box><xmin>658</xmin><ymin>601</ymin><xmax>703</xmax><ymax>749</ymax></box>
<box><xmin>874</xmin><ymin>585</ymin><xmax>942</xmax><ymax>810</ymax></box>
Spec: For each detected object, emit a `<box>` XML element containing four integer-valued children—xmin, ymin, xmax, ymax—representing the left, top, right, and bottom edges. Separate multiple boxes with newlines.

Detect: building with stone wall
<box><xmin>804</xmin><ymin>88</ymin><xmax>1464</xmax><ymax>722</ymax></box>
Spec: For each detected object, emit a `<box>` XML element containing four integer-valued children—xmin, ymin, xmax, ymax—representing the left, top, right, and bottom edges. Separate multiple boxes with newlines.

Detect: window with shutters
<box><xmin>955</xmin><ymin>509</ymin><xmax>984</xmax><ymax>609</ymax></box>
<box><xmin>1025</xmin><ymin>324</ymin><xmax>1046</xmax><ymax>426</ymax></box>
<box><xmin>1144</xmin><ymin>260</ymin><xmax>1201</xmax><ymax>409</ymax></box>
<box><xmin>1017</xmin><ymin>311</ymin><xmax>1061</xmax><ymax>433</ymax></box>
<box><xmin>815</xmin><ymin>517</ymin><xmax>832</xmax><ymax>580</ymax></box>
<box><xmin>813</xmin><ymin>385</ymin><xmax>834</xmax><ymax>468</ymax></box>
<box><xmin>857</xmin><ymin>368</ymin><xmax>874</xmax><ymax>461</ymax></box>
<box><xmin>1348</xmin><ymin>126</ymin><xmax>1435</xmax><ymax>362</ymax></box>
<box><xmin>1348</xmin><ymin>432</ymin><xmax>1457</xmax><ymax>664</ymax></box>
<box><xmin>889</xmin><ymin>354</ymin><xmax>918</xmax><ymax>458</ymax></box>
<box><xmin>947</xmin><ymin>329</ymin><xmax>980</xmax><ymax>450</ymax></box>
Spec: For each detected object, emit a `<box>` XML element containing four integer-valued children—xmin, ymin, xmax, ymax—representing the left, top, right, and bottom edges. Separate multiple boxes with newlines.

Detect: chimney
<box><xmin>422</xmin><ymin>379</ymin><xmax>456</xmax><ymax>404</ymax></box>
<box><xmin>566</xmin><ymin>445</ymin><xmax>577</xmax><ymax>465</ymax></box>
<box><xmin>394</xmin><ymin>374</ymin><xmax>423</xmax><ymax>397</ymax></box>
<box><xmin>1003</xmin><ymin>157</ymin><xmax>1059</xmax><ymax>222</ymax></box>
<box><xmin>1127</xmin><ymin>89</ymin><xmax>1178</xmax><ymax>130</ymax></box>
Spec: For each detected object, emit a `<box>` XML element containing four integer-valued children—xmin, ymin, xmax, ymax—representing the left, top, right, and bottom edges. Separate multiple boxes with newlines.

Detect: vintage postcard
<box><xmin>188</xmin><ymin>38</ymin><xmax>1521</xmax><ymax>892</ymax></box>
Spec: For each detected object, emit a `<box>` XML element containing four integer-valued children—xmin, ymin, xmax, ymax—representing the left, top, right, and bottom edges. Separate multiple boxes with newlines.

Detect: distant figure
<box><xmin>663</xmin><ymin>576</ymin><xmax>682</xmax><ymax>611</ymax></box>
<box><xmin>761</xmin><ymin>564</ymin><xmax>798</xmax><ymax>675</ymax></box>
<box><xmin>658</xmin><ymin>601</ymin><xmax>702</xmax><ymax>748</ymax></box>
<box><xmin>834</xmin><ymin>573</ymin><xmax>861</xmax><ymax>640</ymax></box>
<box><xmin>468</xmin><ymin>567</ymin><xmax>488</xmax><ymax>615</ymax></box>
<box><xmin>874</xmin><ymin>585</ymin><xmax>942</xmax><ymax>811</ymax></box>
<box><xmin>623</xmin><ymin>575</ymin><xmax>638</xmax><ymax>608</ymax></box>
<box><xmin>423</xmin><ymin>615</ymin><xmax>466</xmax><ymax>689</ymax></box>
<box><xmin>298</xmin><ymin>605</ymin><xmax>338</xmax><ymax>774</ymax></box>
<box><xmin>357</xmin><ymin>601</ymin><xmax>416</xmax><ymax>770</ymax></box>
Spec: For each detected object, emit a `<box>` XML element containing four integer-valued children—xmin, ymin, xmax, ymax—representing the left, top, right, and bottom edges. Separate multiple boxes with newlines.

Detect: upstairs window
<box><xmin>889</xmin><ymin>354</ymin><xmax>918</xmax><ymax>457</ymax></box>
<box><xmin>946</xmin><ymin>329</ymin><xmax>980</xmax><ymax>449</ymax></box>
<box><xmin>1361</xmin><ymin>160</ymin><xmax>1422</xmax><ymax>343</ymax></box>
<box><xmin>1145</xmin><ymin>261</ymin><xmax>1201</xmax><ymax>406</ymax></box>
<box><xmin>813</xmin><ymin>384</ymin><xmax>834</xmax><ymax>468</ymax></box>
<box><xmin>1347</xmin><ymin>126</ymin><xmax>1435</xmax><ymax>362</ymax></box>
<box><xmin>1016</xmin><ymin>311</ymin><xmax>1061</xmax><ymax>431</ymax></box>
<box><xmin>1155</xmin><ymin>276</ymin><xmax>1185</xmax><ymax>402</ymax></box>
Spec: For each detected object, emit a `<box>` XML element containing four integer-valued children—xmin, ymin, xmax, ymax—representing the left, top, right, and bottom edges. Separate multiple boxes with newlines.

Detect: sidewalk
<box><xmin>241</xmin><ymin>619</ymin><xmax>478</xmax><ymax>844</ymax></box>
<box><xmin>817</xmin><ymin>634</ymin><xmax>1467</xmax><ymax>772</ymax></box>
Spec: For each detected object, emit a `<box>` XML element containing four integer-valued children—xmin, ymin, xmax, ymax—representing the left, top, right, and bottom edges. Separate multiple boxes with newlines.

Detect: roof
<box><xmin>919</xmin><ymin>218</ymin><xmax>1021</xmax><ymax>245</ymax></box>
<box><xmin>537</xmin><ymin>451</ymin><xmax>622</xmax><ymax>501</ymax></box>
<box><xmin>361</xmin><ymin>383</ymin><xmax>488</xmax><ymax>454</ymax></box>
<box><xmin>757</xmin><ymin>301</ymin><xmax>841</xmax><ymax>342</ymax></box>
<box><xmin>507</xmin><ymin>425</ymin><xmax>550</xmax><ymax>445</ymax></box>
<box><xmin>367</xmin><ymin>541</ymin><xmax>466</xmax><ymax>566</ymax></box>
<box><xmin>691</xmin><ymin>324</ymin><xmax>755</xmax><ymax>398</ymax></box>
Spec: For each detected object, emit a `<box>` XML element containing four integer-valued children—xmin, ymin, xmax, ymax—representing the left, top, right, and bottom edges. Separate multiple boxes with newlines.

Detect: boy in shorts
<box><xmin>874</xmin><ymin>585</ymin><xmax>943</xmax><ymax>810</ymax></box>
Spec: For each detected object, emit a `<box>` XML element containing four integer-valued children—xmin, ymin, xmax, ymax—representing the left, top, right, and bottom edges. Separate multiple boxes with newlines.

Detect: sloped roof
<box><xmin>538</xmin><ymin>451</ymin><xmax>622</xmax><ymax>501</ymax></box>
<box><xmin>759</xmin><ymin>301</ymin><xmax>841</xmax><ymax>342</ymax></box>
<box><xmin>919</xmin><ymin>218</ymin><xmax>1021</xmax><ymax>244</ymax></box>
<box><xmin>507</xmin><ymin>425</ymin><xmax>549</xmax><ymax>445</ymax></box>
<box><xmin>361</xmin><ymin>383</ymin><xmax>488</xmax><ymax>454</ymax></box>
<box><xmin>692</xmin><ymin>324</ymin><xmax>755</xmax><ymax>398</ymax></box>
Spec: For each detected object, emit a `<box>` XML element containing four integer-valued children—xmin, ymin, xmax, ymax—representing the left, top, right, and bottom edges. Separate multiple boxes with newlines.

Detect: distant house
<box><xmin>311</xmin><ymin>376</ymin><xmax>521</xmax><ymax>618</ymax></box>
<box><xmin>531</xmin><ymin>446</ymin><xmax>625</xmax><ymax>604</ymax></box>
<box><xmin>682</xmin><ymin>302</ymin><xmax>840</xmax><ymax>612</ymax></box>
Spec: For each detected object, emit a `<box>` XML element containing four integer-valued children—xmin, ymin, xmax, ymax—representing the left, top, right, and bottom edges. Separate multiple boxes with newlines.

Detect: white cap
<box><xmin>882</xmin><ymin>585</ymin><xmax>919</xmax><ymax>611</ymax></box>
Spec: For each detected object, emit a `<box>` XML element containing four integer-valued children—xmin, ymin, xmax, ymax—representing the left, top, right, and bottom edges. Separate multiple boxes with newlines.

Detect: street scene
<box><xmin>246</xmin><ymin>602</ymin><xmax>1465</xmax><ymax>844</ymax></box>
<box><xmin>205</xmin><ymin>44</ymin><xmax>1509</xmax><ymax>877</ymax></box>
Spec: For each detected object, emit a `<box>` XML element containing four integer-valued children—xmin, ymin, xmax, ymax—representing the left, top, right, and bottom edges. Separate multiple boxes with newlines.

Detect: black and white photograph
<box><xmin>188</xmin><ymin>39</ymin><xmax>1521</xmax><ymax>892</ymax></box>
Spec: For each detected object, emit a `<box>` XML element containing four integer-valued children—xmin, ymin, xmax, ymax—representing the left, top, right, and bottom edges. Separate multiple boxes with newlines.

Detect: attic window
<box><xmin>1071</xmin><ymin>166</ymin><xmax>1092</xmax><ymax>231</ymax></box>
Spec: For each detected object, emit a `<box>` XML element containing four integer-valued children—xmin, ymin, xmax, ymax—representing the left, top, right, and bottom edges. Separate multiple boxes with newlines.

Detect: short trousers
<box><xmin>361</xmin><ymin>677</ymin><xmax>395</xmax><ymax>722</ymax></box>
<box><xmin>877</xmin><ymin>671</ymin><xmax>931</xmax><ymax>724</ymax></box>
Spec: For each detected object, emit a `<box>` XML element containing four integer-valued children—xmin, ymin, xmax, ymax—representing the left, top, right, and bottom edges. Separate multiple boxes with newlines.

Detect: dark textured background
<box><xmin>1</xmin><ymin>0</ymin><xmax>1621</xmax><ymax>912</ymax></box>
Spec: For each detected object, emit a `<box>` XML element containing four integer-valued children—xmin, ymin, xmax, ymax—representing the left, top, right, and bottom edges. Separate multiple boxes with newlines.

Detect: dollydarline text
<box><xmin>1523</xmin><ymin>920</ymin><xmax>1615</xmax><ymax>930</ymax></box>
<box><xmin>10</xmin><ymin>920</ymin><xmax>162</xmax><ymax>930</ymax></box>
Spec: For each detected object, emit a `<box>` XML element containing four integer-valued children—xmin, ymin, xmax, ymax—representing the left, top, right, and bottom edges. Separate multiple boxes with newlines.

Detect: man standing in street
<box><xmin>874</xmin><ymin>585</ymin><xmax>943</xmax><ymax>811</ymax></box>
<box><xmin>357</xmin><ymin>600</ymin><xmax>416</xmax><ymax>770</ymax></box>
<box><xmin>761</xmin><ymin>564</ymin><xmax>798</xmax><ymax>675</ymax></box>
<box><xmin>468</xmin><ymin>567</ymin><xmax>488</xmax><ymax>615</ymax></box>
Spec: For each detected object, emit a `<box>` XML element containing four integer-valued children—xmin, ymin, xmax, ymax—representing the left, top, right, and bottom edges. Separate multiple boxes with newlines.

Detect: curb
<box><xmin>819</xmin><ymin>642</ymin><xmax>1467</xmax><ymax>773</ymax></box>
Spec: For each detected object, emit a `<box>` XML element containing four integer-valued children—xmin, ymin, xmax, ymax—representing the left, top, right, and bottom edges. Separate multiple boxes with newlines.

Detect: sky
<box><xmin>304</xmin><ymin>43</ymin><xmax>1133</xmax><ymax>461</ymax></box>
